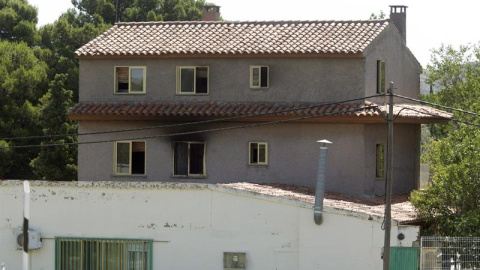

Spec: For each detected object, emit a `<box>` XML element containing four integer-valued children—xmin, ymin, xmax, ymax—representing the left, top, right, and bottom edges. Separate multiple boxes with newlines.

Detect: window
<box><xmin>376</xmin><ymin>144</ymin><xmax>385</xmax><ymax>178</ymax></box>
<box><xmin>115</xmin><ymin>66</ymin><xmax>146</xmax><ymax>94</ymax></box>
<box><xmin>176</xmin><ymin>66</ymin><xmax>209</xmax><ymax>94</ymax></box>
<box><xmin>250</xmin><ymin>66</ymin><xmax>269</xmax><ymax>88</ymax></box>
<box><xmin>249</xmin><ymin>142</ymin><xmax>268</xmax><ymax>165</ymax></box>
<box><xmin>376</xmin><ymin>60</ymin><xmax>386</xmax><ymax>94</ymax></box>
<box><xmin>55</xmin><ymin>237</ymin><xmax>152</xmax><ymax>270</ymax></box>
<box><xmin>173</xmin><ymin>142</ymin><xmax>206</xmax><ymax>176</ymax></box>
<box><xmin>114</xmin><ymin>141</ymin><xmax>146</xmax><ymax>175</ymax></box>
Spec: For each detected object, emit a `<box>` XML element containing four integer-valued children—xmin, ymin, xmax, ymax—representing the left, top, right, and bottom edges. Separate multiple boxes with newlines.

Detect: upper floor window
<box><xmin>249</xmin><ymin>142</ymin><xmax>268</xmax><ymax>165</ymax></box>
<box><xmin>250</xmin><ymin>66</ymin><xmax>269</xmax><ymax>89</ymax></box>
<box><xmin>173</xmin><ymin>141</ymin><xmax>206</xmax><ymax>176</ymax></box>
<box><xmin>176</xmin><ymin>66</ymin><xmax>209</xmax><ymax>94</ymax></box>
<box><xmin>114</xmin><ymin>141</ymin><xmax>146</xmax><ymax>175</ymax></box>
<box><xmin>115</xmin><ymin>66</ymin><xmax>146</xmax><ymax>94</ymax></box>
<box><xmin>376</xmin><ymin>60</ymin><xmax>386</xmax><ymax>94</ymax></box>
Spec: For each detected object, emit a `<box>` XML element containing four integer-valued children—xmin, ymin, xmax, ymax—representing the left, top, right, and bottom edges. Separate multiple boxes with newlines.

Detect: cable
<box><xmin>393</xmin><ymin>94</ymin><xmax>480</xmax><ymax>117</ymax></box>
<box><xmin>0</xmin><ymin>94</ymin><xmax>385</xmax><ymax>141</ymax></box>
<box><xmin>396</xmin><ymin>107</ymin><xmax>480</xmax><ymax>128</ymax></box>
<box><xmin>0</xmin><ymin>105</ymin><xmax>380</xmax><ymax>149</ymax></box>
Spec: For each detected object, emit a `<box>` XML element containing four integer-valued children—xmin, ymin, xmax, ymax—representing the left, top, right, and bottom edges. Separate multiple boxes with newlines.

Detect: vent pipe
<box><xmin>314</xmin><ymin>139</ymin><xmax>332</xmax><ymax>225</ymax></box>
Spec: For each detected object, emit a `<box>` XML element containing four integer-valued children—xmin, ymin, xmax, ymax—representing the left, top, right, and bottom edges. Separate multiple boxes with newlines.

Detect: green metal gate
<box><xmin>390</xmin><ymin>247</ymin><xmax>419</xmax><ymax>270</ymax></box>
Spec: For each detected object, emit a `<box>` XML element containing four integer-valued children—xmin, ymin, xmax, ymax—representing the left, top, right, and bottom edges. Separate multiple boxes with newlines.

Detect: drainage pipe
<box><xmin>314</xmin><ymin>140</ymin><xmax>331</xmax><ymax>225</ymax></box>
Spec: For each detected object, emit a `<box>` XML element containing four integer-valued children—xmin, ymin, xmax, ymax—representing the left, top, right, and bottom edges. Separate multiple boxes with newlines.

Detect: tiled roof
<box><xmin>223</xmin><ymin>182</ymin><xmax>418</xmax><ymax>223</ymax></box>
<box><xmin>75</xmin><ymin>20</ymin><xmax>389</xmax><ymax>57</ymax></box>
<box><xmin>68</xmin><ymin>101</ymin><xmax>453</xmax><ymax>122</ymax></box>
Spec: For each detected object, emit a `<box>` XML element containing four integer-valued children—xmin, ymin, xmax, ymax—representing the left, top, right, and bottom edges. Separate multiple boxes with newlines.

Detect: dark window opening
<box><xmin>376</xmin><ymin>144</ymin><xmax>385</xmax><ymax>178</ymax></box>
<box><xmin>174</xmin><ymin>142</ymin><xmax>205</xmax><ymax>176</ymax></box>
<box><xmin>178</xmin><ymin>67</ymin><xmax>208</xmax><ymax>94</ymax></box>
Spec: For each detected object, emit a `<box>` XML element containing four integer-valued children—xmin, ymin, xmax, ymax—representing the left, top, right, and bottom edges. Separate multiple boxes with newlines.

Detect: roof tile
<box><xmin>68</xmin><ymin>101</ymin><xmax>453</xmax><ymax>122</ymax></box>
<box><xmin>75</xmin><ymin>20</ymin><xmax>389</xmax><ymax>57</ymax></box>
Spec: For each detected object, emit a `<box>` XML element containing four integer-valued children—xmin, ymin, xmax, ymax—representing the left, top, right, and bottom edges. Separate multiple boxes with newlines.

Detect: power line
<box><xmin>0</xmin><ymin>105</ymin><xmax>379</xmax><ymax>149</ymax></box>
<box><xmin>393</xmin><ymin>94</ymin><xmax>480</xmax><ymax>117</ymax></box>
<box><xmin>398</xmin><ymin>107</ymin><xmax>480</xmax><ymax>129</ymax></box>
<box><xmin>0</xmin><ymin>94</ymin><xmax>385</xmax><ymax>141</ymax></box>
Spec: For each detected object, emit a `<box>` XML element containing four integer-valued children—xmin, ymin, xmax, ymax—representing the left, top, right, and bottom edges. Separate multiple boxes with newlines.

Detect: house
<box><xmin>0</xmin><ymin>180</ymin><xmax>421</xmax><ymax>270</ymax></box>
<box><xmin>69</xmin><ymin>5</ymin><xmax>451</xmax><ymax>197</ymax></box>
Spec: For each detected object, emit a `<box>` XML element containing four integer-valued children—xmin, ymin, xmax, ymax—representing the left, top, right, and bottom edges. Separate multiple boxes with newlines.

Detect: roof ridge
<box><xmin>114</xmin><ymin>19</ymin><xmax>388</xmax><ymax>26</ymax></box>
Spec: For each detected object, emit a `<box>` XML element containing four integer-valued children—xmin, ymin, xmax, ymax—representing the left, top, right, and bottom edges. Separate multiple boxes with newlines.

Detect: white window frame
<box><xmin>176</xmin><ymin>66</ymin><xmax>209</xmax><ymax>95</ymax></box>
<box><xmin>173</xmin><ymin>141</ymin><xmax>206</xmax><ymax>177</ymax></box>
<box><xmin>114</xmin><ymin>140</ymin><xmax>146</xmax><ymax>175</ymax></box>
<box><xmin>249</xmin><ymin>142</ymin><xmax>268</xmax><ymax>165</ymax></box>
<box><xmin>114</xmin><ymin>66</ymin><xmax>146</xmax><ymax>94</ymax></box>
<box><xmin>250</xmin><ymin>66</ymin><xmax>269</xmax><ymax>89</ymax></box>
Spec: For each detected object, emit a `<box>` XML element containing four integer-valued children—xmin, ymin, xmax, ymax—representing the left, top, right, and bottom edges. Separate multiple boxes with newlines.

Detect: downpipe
<box><xmin>314</xmin><ymin>140</ymin><xmax>331</xmax><ymax>225</ymax></box>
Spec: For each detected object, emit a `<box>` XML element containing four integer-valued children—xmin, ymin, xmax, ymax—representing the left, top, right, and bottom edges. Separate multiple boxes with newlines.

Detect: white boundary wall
<box><xmin>0</xmin><ymin>181</ymin><xmax>419</xmax><ymax>270</ymax></box>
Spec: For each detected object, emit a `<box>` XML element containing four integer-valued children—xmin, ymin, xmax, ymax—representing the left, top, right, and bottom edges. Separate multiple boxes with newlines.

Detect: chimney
<box><xmin>389</xmin><ymin>5</ymin><xmax>407</xmax><ymax>43</ymax></box>
<box><xmin>202</xmin><ymin>5</ymin><xmax>221</xmax><ymax>21</ymax></box>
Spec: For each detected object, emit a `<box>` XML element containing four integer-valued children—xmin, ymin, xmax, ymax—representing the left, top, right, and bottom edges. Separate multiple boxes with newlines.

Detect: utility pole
<box><xmin>23</xmin><ymin>181</ymin><xmax>30</xmax><ymax>270</ymax></box>
<box><xmin>383</xmin><ymin>82</ymin><xmax>394</xmax><ymax>270</ymax></box>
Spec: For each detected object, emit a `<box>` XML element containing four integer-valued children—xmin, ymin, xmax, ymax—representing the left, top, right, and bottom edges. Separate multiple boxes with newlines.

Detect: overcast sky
<box><xmin>29</xmin><ymin>0</ymin><xmax>480</xmax><ymax>67</ymax></box>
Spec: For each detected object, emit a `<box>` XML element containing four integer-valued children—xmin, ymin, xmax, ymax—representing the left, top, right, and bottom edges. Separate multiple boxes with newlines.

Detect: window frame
<box><xmin>376</xmin><ymin>60</ymin><xmax>386</xmax><ymax>94</ymax></box>
<box><xmin>114</xmin><ymin>66</ymin><xmax>147</xmax><ymax>94</ymax></box>
<box><xmin>249</xmin><ymin>142</ymin><xmax>268</xmax><ymax>165</ymax></box>
<box><xmin>375</xmin><ymin>143</ymin><xmax>385</xmax><ymax>178</ymax></box>
<box><xmin>173</xmin><ymin>141</ymin><xmax>206</xmax><ymax>177</ymax></box>
<box><xmin>250</xmin><ymin>66</ymin><xmax>269</xmax><ymax>89</ymax></box>
<box><xmin>176</xmin><ymin>66</ymin><xmax>209</xmax><ymax>95</ymax></box>
<box><xmin>113</xmin><ymin>140</ymin><xmax>146</xmax><ymax>176</ymax></box>
<box><xmin>55</xmin><ymin>237</ymin><xmax>153</xmax><ymax>270</ymax></box>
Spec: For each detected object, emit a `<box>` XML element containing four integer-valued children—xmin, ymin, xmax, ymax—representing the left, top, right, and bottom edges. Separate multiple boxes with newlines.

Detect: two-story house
<box><xmin>69</xmin><ymin>6</ymin><xmax>451</xmax><ymax>197</ymax></box>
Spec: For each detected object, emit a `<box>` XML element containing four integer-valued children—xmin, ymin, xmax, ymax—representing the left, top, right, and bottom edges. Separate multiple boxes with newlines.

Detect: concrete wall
<box><xmin>0</xmin><ymin>181</ymin><xmax>419</xmax><ymax>270</ymax></box>
<box><xmin>77</xmin><ymin>121</ymin><xmax>419</xmax><ymax>197</ymax></box>
<box><xmin>79</xmin><ymin>57</ymin><xmax>365</xmax><ymax>103</ymax></box>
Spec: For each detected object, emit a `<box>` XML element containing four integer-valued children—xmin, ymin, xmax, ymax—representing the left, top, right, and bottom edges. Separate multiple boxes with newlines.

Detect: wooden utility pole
<box><xmin>383</xmin><ymin>82</ymin><xmax>394</xmax><ymax>270</ymax></box>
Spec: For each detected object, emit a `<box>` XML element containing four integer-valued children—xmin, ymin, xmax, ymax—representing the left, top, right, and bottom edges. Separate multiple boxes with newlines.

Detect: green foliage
<box><xmin>411</xmin><ymin>44</ymin><xmax>480</xmax><ymax>236</ymax></box>
<box><xmin>0</xmin><ymin>0</ymin><xmax>39</xmax><ymax>45</ymax></box>
<box><xmin>30</xmin><ymin>74</ymin><xmax>77</xmax><ymax>180</ymax></box>
<box><xmin>0</xmin><ymin>40</ymin><xmax>48</xmax><ymax>178</ymax></box>
<box><xmin>369</xmin><ymin>10</ymin><xmax>386</xmax><ymax>20</ymax></box>
<box><xmin>71</xmin><ymin>0</ymin><xmax>206</xmax><ymax>23</ymax></box>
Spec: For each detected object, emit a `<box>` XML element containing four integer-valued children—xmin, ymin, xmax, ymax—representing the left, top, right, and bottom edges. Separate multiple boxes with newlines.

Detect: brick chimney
<box><xmin>202</xmin><ymin>5</ymin><xmax>221</xmax><ymax>21</ymax></box>
<box><xmin>389</xmin><ymin>5</ymin><xmax>407</xmax><ymax>43</ymax></box>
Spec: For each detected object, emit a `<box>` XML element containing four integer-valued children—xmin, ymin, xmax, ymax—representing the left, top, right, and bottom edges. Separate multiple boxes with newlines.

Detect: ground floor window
<box><xmin>173</xmin><ymin>141</ymin><xmax>205</xmax><ymax>176</ymax></box>
<box><xmin>376</xmin><ymin>143</ymin><xmax>385</xmax><ymax>178</ymax></box>
<box><xmin>249</xmin><ymin>142</ymin><xmax>268</xmax><ymax>165</ymax></box>
<box><xmin>114</xmin><ymin>141</ymin><xmax>146</xmax><ymax>175</ymax></box>
<box><xmin>55</xmin><ymin>237</ymin><xmax>152</xmax><ymax>270</ymax></box>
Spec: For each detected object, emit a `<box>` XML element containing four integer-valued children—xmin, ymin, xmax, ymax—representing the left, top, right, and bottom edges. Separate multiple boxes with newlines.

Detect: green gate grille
<box><xmin>390</xmin><ymin>247</ymin><xmax>419</xmax><ymax>270</ymax></box>
<box><xmin>55</xmin><ymin>237</ymin><xmax>153</xmax><ymax>270</ymax></box>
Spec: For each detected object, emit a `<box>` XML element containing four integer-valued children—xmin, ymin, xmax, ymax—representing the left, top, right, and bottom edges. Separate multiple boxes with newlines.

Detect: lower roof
<box><xmin>68</xmin><ymin>101</ymin><xmax>452</xmax><ymax>124</ymax></box>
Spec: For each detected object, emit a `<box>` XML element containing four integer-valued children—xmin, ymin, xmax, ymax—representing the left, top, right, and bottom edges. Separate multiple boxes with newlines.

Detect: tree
<box><xmin>369</xmin><ymin>10</ymin><xmax>386</xmax><ymax>20</ymax></box>
<box><xmin>0</xmin><ymin>0</ymin><xmax>39</xmax><ymax>45</ymax></box>
<box><xmin>30</xmin><ymin>74</ymin><xmax>77</xmax><ymax>180</ymax></box>
<box><xmin>410</xmin><ymin>44</ymin><xmax>480</xmax><ymax>236</ymax></box>
<box><xmin>0</xmin><ymin>40</ymin><xmax>48</xmax><ymax>178</ymax></box>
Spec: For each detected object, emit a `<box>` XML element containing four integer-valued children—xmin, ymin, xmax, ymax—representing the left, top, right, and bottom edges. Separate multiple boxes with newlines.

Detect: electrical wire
<box><xmin>0</xmin><ymin>105</ymin><xmax>380</xmax><ymax>149</ymax></box>
<box><xmin>393</xmin><ymin>94</ymin><xmax>480</xmax><ymax>117</ymax></box>
<box><xmin>0</xmin><ymin>94</ymin><xmax>385</xmax><ymax>141</ymax></box>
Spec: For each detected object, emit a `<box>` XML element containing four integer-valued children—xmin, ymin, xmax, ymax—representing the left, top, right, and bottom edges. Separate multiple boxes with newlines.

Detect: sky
<box><xmin>28</xmin><ymin>0</ymin><xmax>480</xmax><ymax>68</ymax></box>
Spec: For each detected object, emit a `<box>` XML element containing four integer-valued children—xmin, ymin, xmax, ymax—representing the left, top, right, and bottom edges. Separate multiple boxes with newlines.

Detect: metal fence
<box><xmin>421</xmin><ymin>236</ymin><xmax>480</xmax><ymax>270</ymax></box>
<box><xmin>55</xmin><ymin>237</ymin><xmax>152</xmax><ymax>270</ymax></box>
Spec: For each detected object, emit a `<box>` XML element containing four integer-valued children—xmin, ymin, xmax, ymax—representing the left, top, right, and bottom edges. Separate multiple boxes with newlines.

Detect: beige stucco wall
<box><xmin>0</xmin><ymin>181</ymin><xmax>418</xmax><ymax>270</ymax></box>
<box><xmin>77</xmin><ymin>121</ymin><xmax>419</xmax><ymax>197</ymax></box>
<box><xmin>364</xmin><ymin>24</ymin><xmax>421</xmax><ymax>105</ymax></box>
<box><xmin>79</xmin><ymin>57</ymin><xmax>366</xmax><ymax>103</ymax></box>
